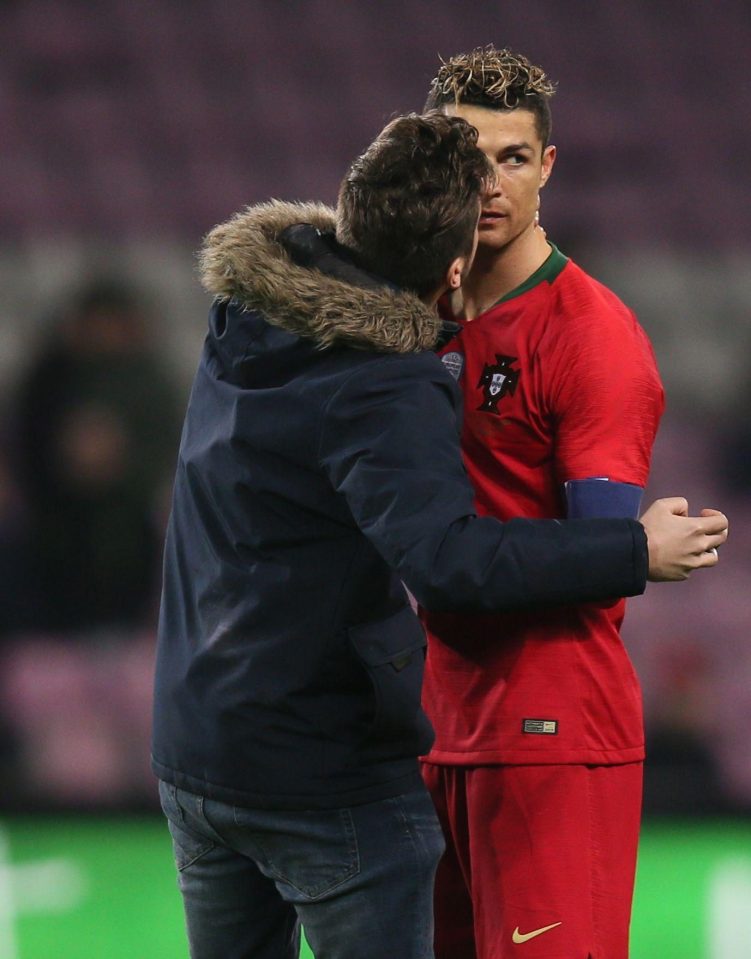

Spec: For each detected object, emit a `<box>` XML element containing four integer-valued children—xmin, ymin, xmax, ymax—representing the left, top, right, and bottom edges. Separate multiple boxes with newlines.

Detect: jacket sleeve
<box><xmin>318</xmin><ymin>354</ymin><xmax>648</xmax><ymax>612</ymax></box>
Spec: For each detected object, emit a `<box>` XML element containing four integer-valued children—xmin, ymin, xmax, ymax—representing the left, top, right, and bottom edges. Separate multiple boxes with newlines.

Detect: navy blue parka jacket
<box><xmin>152</xmin><ymin>201</ymin><xmax>648</xmax><ymax>810</ymax></box>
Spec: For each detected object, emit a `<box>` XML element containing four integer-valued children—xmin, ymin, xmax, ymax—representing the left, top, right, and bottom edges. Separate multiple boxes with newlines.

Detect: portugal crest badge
<box><xmin>477</xmin><ymin>354</ymin><xmax>519</xmax><ymax>413</ymax></box>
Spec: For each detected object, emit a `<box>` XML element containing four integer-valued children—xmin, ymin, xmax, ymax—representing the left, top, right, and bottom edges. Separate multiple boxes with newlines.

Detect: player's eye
<box><xmin>506</xmin><ymin>154</ymin><xmax>526</xmax><ymax>166</ymax></box>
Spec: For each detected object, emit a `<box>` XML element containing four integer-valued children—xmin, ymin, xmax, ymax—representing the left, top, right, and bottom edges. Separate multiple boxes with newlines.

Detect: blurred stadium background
<box><xmin>0</xmin><ymin>1</ymin><xmax>749</xmax><ymax>956</ymax></box>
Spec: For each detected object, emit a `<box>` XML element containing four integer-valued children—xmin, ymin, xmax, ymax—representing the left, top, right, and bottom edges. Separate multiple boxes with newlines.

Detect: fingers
<box><xmin>698</xmin><ymin>507</ymin><xmax>729</xmax><ymax>536</ymax></box>
<box><xmin>690</xmin><ymin>515</ymin><xmax>726</xmax><ymax>566</ymax></box>
<box><xmin>693</xmin><ymin>547</ymin><xmax>720</xmax><ymax>569</ymax></box>
<box><xmin>702</xmin><ymin>530</ymin><xmax>728</xmax><ymax>551</ymax></box>
<box><xmin>640</xmin><ymin>496</ymin><xmax>689</xmax><ymax>522</ymax></box>
<box><xmin>695</xmin><ymin>511</ymin><xmax>729</xmax><ymax>540</ymax></box>
<box><xmin>660</xmin><ymin>496</ymin><xmax>689</xmax><ymax>517</ymax></box>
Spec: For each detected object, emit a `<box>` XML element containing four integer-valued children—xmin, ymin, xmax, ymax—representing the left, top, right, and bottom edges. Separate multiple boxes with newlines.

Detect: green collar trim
<box><xmin>494</xmin><ymin>243</ymin><xmax>569</xmax><ymax>306</ymax></box>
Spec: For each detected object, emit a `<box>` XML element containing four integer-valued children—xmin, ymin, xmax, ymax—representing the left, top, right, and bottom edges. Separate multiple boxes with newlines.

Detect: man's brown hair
<box><xmin>424</xmin><ymin>46</ymin><xmax>556</xmax><ymax>149</ymax></box>
<box><xmin>336</xmin><ymin>112</ymin><xmax>492</xmax><ymax>298</ymax></box>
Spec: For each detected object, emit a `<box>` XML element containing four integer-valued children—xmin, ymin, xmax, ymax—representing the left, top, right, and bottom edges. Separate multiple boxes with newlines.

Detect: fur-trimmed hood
<box><xmin>198</xmin><ymin>200</ymin><xmax>443</xmax><ymax>353</ymax></box>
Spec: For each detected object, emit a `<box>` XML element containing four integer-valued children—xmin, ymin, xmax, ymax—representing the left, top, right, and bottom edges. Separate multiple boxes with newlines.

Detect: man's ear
<box><xmin>446</xmin><ymin>256</ymin><xmax>465</xmax><ymax>291</ymax></box>
<box><xmin>540</xmin><ymin>144</ymin><xmax>556</xmax><ymax>188</ymax></box>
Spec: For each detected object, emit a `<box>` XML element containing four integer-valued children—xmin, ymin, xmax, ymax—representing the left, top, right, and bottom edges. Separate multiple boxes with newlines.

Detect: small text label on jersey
<box><xmin>522</xmin><ymin>719</ymin><xmax>558</xmax><ymax>735</ymax></box>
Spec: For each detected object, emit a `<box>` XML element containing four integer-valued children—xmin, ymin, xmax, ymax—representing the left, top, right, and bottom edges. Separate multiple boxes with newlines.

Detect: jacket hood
<box><xmin>198</xmin><ymin>200</ymin><xmax>443</xmax><ymax>353</ymax></box>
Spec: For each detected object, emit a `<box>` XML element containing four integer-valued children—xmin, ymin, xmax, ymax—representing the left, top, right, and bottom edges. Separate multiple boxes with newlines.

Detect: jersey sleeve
<box><xmin>541</xmin><ymin>291</ymin><xmax>665</xmax><ymax>490</ymax></box>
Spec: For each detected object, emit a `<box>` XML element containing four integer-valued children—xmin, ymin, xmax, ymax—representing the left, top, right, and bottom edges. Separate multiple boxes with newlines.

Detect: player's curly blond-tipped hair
<box><xmin>425</xmin><ymin>45</ymin><xmax>556</xmax><ymax>147</ymax></box>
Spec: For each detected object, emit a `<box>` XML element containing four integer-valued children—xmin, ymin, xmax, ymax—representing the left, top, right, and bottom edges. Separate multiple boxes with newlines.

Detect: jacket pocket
<box><xmin>348</xmin><ymin>606</ymin><xmax>428</xmax><ymax>741</ymax></box>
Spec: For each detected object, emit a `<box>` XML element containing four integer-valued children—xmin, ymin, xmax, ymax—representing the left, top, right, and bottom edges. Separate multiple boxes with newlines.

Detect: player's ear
<box><xmin>540</xmin><ymin>144</ymin><xmax>556</xmax><ymax>188</ymax></box>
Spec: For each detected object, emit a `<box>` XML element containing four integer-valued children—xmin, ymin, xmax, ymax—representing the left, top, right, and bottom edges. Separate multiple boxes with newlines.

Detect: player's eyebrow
<box><xmin>499</xmin><ymin>141</ymin><xmax>535</xmax><ymax>154</ymax></box>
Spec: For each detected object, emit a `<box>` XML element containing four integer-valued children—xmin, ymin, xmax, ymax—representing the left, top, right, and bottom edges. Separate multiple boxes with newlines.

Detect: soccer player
<box><xmin>419</xmin><ymin>47</ymin><xmax>701</xmax><ymax>959</ymax></box>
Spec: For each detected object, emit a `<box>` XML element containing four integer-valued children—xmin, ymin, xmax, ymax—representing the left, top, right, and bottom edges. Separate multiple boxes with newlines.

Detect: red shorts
<box><xmin>422</xmin><ymin>762</ymin><xmax>643</xmax><ymax>959</ymax></box>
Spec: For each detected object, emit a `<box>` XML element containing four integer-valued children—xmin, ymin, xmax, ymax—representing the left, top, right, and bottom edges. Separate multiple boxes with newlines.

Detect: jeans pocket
<box><xmin>159</xmin><ymin>781</ymin><xmax>216</xmax><ymax>872</ymax></box>
<box><xmin>348</xmin><ymin>606</ymin><xmax>427</xmax><ymax>740</ymax></box>
<box><xmin>233</xmin><ymin>806</ymin><xmax>360</xmax><ymax>900</ymax></box>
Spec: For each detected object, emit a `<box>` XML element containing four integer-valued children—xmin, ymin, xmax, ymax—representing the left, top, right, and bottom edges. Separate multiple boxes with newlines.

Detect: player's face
<box><xmin>444</xmin><ymin>104</ymin><xmax>555</xmax><ymax>253</ymax></box>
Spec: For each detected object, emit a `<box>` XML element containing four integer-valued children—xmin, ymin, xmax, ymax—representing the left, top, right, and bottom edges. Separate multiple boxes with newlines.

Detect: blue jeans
<box><xmin>159</xmin><ymin>780</ymin><xmax>445</xmax><ymax>959</ymax></box>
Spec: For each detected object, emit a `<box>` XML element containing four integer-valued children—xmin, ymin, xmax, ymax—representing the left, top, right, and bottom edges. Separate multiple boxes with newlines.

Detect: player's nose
<box><xmin>484</xmin><ymin>172</ymin><xmax>502</xmax><ymax>200</ymax></box>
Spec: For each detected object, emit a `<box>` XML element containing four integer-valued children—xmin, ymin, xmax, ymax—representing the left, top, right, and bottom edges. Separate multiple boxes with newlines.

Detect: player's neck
<box><xmin>455</xmin><ymin>226</ymin><xmax>552</xmax><ymax>320</ymax></box>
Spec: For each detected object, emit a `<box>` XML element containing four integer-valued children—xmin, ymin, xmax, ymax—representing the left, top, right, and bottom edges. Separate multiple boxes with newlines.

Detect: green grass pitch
<box><xmin>1</xmin><ymin>817</ymin><xmax>750</xmax><ymax>958</ymax></box>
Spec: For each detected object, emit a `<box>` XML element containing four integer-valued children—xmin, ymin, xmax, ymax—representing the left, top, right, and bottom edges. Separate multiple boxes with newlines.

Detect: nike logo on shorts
<box><xmin>512</xmin><ymin>922</ymin><xmax>562</xmax><ymax>944</ymax></box>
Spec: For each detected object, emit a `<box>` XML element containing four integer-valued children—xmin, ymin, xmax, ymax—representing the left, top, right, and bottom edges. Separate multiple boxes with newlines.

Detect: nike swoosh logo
<box><xmin>512</xmin><ymin>922</ymin><xmax>562</xmax><ymax>944</ymax></box>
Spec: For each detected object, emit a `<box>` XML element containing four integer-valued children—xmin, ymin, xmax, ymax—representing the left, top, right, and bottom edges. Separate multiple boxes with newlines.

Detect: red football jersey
<box><xmin>421</xmin><ymin>246</ymin><xmax>665</xmax><ymax>765</ymax></box>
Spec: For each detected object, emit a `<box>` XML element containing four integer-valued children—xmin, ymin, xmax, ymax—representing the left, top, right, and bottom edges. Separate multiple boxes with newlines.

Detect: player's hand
<box><xmin>640</xmin><ymin>498</ymin><xmax>728</xmax><ymax>582</ymax></box>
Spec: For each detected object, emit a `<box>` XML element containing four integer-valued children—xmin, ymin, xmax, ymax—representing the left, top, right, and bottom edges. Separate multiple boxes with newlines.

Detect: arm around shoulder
<box><xmin>318</xmin><ymin>354</ymin><xmax>649</xmax><ymax>612</ymax></box>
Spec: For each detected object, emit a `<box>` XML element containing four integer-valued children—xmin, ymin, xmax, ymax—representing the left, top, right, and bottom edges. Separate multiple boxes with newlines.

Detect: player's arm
<box><xmin>545</xmin><ymin>302</ymin><xmax>663</xmax><ymax>521</ymax></box>
<box><xmin>548</xmin><ymin>306</ymin><xmax>728</xmax><ymax>572</ymax></box>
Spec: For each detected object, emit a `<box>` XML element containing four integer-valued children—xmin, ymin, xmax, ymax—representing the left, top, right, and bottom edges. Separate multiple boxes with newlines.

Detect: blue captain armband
<box><xmin>564</xmin><ymin>478</ymin><xmax>644</xmax><ymax>519</ymax></box>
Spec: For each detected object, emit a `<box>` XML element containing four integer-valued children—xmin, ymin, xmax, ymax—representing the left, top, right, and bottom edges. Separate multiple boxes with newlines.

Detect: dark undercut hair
<box><xmin>425</xmin><ymin>45</ymin><xmax>556</xmax><ymax>149</ymax></box>
<box><xmin>336</xmin><ymin>112</ymin><xmax>492</xmax><ymax>298</ymax></box>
